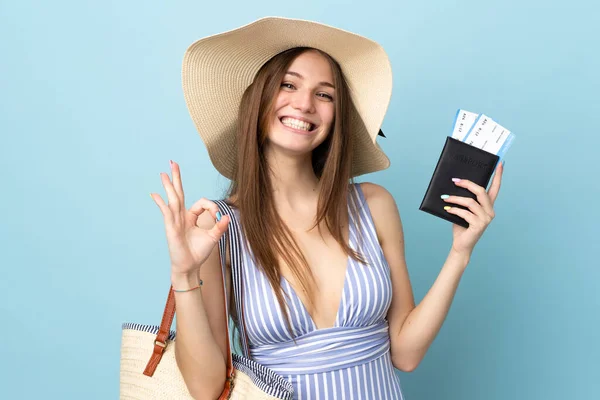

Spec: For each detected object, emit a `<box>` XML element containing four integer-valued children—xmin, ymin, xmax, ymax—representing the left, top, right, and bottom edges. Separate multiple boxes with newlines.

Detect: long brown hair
<box><xmin>227</xmin><ymin>47</ymin><xmax>364</xmax><ymax>337</ymax></box>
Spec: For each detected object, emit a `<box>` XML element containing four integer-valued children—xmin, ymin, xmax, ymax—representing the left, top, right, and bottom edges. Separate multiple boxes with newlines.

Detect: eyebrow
<box><xmin>286</xmin><ymin>71</ymin><xmax>335</xmax><ymax>89</ymax></box>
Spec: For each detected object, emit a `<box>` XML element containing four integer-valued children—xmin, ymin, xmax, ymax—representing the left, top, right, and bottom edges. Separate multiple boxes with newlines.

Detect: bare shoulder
<box><xmin>359</xmin><ymin>182</ymin><xmax>396</xmax><ymax>208</ymax></box>
<box><xmin>358</xmin><ymin>182</ymin><xmax>400</xmax><ymax>220</ymax></box>
<box><xmin>357</xmin><ymin>182</ymin><xmax>403</xmax><ymax>244</ymax></box>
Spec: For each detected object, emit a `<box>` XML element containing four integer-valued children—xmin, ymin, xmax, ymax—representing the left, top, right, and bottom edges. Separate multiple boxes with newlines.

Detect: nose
<box><xmin>291</xmin><ymin>89</ymin><xmax>315</xmax><ymax>113</ymax></box>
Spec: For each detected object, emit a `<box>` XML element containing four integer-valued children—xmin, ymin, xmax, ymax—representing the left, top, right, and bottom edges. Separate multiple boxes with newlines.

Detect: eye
<box><xmin>281</xmin><ymin>82</ymin><xmax>296</xmax><ymax>90</ymax></box>
<box><xmin>317</xmin><ymin>92</ymin><xmax>334</xmax><ymax>101</ymax></box>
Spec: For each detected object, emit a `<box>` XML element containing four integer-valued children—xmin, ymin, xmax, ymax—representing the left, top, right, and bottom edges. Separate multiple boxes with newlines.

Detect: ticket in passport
<box><xmin>450</xmin><ymin>109</ymin><xmax>479</xmax><ymax>141</ymax></box>
<box><xmin>450</xmin><ymin>109</ymin><xmax>515</xmax><ymax>160</ymax></box>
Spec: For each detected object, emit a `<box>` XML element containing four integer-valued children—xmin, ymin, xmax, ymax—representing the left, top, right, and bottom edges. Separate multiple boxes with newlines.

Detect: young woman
<box><xmin>150</xmin><ymin>17</ymin><xmax>504</xmax><ymax>400</ymax></box>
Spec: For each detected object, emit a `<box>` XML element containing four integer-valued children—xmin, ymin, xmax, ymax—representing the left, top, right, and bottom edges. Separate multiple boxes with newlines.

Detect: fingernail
<box><xmin>169</xmin><ymin>160</ymin><xmax>173</xmax><ymax>168</ymax></box>
<box><xmin>216</xmin><ymin>211</ymin><xmax>222</xmax><ymax>222</ymax></box>
<box><xmin>452</xmin><ymin>178</ymin><xmax>461</xmax><ymax>183</ymax></box>
<box><xmin>444</xmin><ymin>206</ymin><xmax>451</xmax><ymax>211</ymax></box>
<box><xmin>441</xmin><ymin>194</ymin><xmax>450</xmax><ymax>199</ymax></box>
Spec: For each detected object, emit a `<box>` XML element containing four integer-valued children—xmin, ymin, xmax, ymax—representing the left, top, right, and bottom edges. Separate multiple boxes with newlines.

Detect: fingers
<box><xmin>444</xmin><ymin>205</ymin><xmax>478</xmax><ymax>226</ymax></box>
<box><xmin>151</xmin><ymin>163</ymin><xmax>228</xmax><ymax>239</ymax></box>
<box><xmin>170</xmin><ymin>160</ymin><xmax>185</xmax><ymax>206</ymax></box>
<box><xmin>487</xmin><ymin>161</ymin><xmax>504</xmax><ymax>205</ymax></box>
<box><xmin>188</xmin><ymin>198</ymin><xmax>230</xmax><ymax>241</ymax></box>
<box><xmin>151</xmin><ymin>161</ymin><xmax>186</xmax><ymax>222</ymax></box>
<box><xmin>188</xmin><ymin>198</ymin><xmax>221</xmax><ymax>220</ymax></box>
<box><xmin>207</xmin><ymin>214</ymin><xmax>230</xmax><ymax>242</ymax></box>
<box><xmin>451</xmin><ymin>178</ymin><xmax>495</xmax><ymax>218</ymax></box>
<box><xmin>149</xmin><ymin>192</ymin><xmax>169</xmax><ymax>216</ymax></box>
<box><xmin>160</xmin><ymin>171</ymin><xmax>182</xmax><ymax>214</ymax></box>
<box><xmin>442</xmin><ymin>195</ymin><xmax>490</xmax><ymax>221</ymax></box>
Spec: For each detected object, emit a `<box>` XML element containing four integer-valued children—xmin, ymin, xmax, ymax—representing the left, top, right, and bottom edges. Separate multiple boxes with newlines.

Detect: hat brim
<box><xmin>182</xmin><ymin>16</ymin><xmax>392</xmax><ymax>179</ymax></box>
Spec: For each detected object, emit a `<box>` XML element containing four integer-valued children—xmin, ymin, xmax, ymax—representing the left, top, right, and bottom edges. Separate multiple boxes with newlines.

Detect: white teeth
<box><xmin>281</xmin><ymin>117</ymin><xmax>313</xmax><ymax>131</ymax></box>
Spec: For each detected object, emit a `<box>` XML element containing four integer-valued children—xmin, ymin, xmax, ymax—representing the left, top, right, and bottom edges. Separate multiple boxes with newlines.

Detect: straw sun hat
<box><xmin>181</xmin><ymin>16</ymin><xmax>393</xmax><ymax>179</ymax></box>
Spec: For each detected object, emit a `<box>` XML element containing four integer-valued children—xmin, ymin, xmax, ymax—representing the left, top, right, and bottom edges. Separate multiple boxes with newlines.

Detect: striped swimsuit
<box><xmin>233</xmin><ymin>184</ymin><xmax>405</xmax><ymax>399</ymax></box>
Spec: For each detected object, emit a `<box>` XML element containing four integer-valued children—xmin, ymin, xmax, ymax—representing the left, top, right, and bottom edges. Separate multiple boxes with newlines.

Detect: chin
<box><xmin>268</xmin><ymin>134</ymin><xmax>317</xmax><ymax>156</ymax></box>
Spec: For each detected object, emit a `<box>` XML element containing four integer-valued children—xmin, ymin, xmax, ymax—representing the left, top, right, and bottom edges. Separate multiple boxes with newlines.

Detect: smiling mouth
<box><xmin>280</xmin><ymin>117</ymin><xmax>317</xmax><ymax>132</ymax></box>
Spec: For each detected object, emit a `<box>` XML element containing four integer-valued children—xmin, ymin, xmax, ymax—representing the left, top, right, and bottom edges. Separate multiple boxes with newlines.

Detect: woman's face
<box><xmin>266</xmin><ymin>50</ymin><xmax>335</xmax><ymax>158</ymax></box>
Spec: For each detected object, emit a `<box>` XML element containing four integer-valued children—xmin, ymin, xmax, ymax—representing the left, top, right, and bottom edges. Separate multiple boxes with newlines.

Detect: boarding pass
<box><xmin>450</xmin><ymin>109</ymin><xmax>515</xmax><ymax>160</ymax></box>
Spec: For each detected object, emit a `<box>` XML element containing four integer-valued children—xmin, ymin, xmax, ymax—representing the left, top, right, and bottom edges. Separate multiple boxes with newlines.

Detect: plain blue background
<box><xmin>2</xmin><ymin>0</ymin><xmax>598</xmax><ymax>398</ymax></box>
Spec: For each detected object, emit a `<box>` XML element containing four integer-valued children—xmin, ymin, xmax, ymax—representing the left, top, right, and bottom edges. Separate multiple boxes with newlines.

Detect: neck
<box><xmin>264</xmin><ymin>145</ymin><xmax>321</xmax><ymax>209</ymax></box>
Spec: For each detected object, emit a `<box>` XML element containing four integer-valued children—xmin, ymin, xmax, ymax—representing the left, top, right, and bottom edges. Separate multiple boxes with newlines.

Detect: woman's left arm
<box><xmin>363</xmin><ymin>161</ymin><xmax>504</xmax><ymax>372</ymax></box>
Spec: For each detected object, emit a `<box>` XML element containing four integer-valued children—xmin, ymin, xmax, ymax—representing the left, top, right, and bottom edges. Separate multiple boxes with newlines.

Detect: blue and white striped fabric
<box><xmin>230</xmin><ymin>184</ymin><xmax>405</xmax><ymax>399</ymax></box>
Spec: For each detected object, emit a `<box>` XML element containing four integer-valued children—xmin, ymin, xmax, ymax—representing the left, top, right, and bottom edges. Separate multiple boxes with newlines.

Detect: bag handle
<box><xmin>143</xmin><ymin>201</ymin><xmax>237</xmax><ymax>398</ymax></box>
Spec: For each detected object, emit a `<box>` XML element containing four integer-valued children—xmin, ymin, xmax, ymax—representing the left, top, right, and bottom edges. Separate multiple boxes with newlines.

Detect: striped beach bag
<box><xmin>120</xmin><ymin>200</ymin><xmax>293</xmax><ymax>399</ymax></box>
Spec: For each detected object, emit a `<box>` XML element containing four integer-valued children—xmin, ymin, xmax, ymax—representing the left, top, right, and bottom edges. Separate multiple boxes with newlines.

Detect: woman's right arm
<box><xmin>172</xmin><ymin>212</ymin><xmax>231</xmax><ymax>399</ymax></box>
<box><xmin>150</xmin><ymin>161</ymin><xmax>231</xmax><ymax>399</ymax></box>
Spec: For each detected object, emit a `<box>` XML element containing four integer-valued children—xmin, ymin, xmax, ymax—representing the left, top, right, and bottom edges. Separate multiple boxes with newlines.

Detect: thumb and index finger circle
<box><xmin>188</xmin><ymin>198</ymin><xmax>230</xmax><ymax>240</ymax></box>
